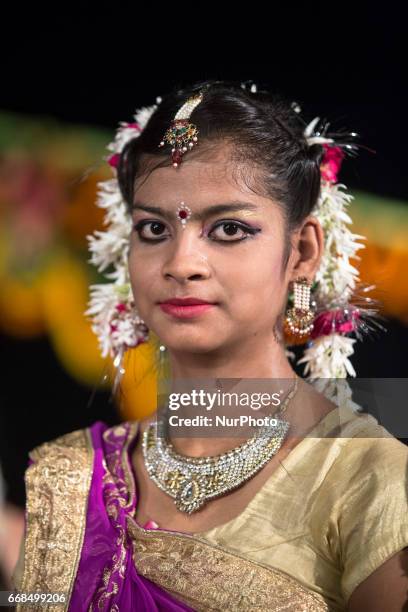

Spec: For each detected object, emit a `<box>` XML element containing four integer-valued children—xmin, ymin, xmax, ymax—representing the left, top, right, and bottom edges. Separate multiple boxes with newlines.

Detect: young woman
<box><xmin>13</xmin><ymin>81</ymin><xmax>408</xmax><ymax>611</ymax></box>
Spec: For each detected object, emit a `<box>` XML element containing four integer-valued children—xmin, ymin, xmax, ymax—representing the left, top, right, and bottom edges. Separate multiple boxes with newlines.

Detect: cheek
<box><xmin>127</xmin><ymin>251</ymin><xmax>159</xmax><ymax>306</ymax></box>
<box><xmin>220</xmin><ymin>248</ymin><xmax>285</xmax><ymax>316</ymax></box>
<box><xmin>223</xmin><ymin>247</ymin><xmax>283</xmax><ymax>291</ymax></box>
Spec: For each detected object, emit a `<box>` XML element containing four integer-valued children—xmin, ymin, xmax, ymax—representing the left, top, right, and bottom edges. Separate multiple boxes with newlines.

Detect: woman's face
<box><xmin>128</xmin><ymin>146</ymin><xmax>293</xmax><ymax>356</ymax></box>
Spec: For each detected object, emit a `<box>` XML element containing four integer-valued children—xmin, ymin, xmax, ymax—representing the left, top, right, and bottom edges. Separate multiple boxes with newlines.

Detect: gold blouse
<box><xmin>190</xmin><ymin>403</ymin><xmax>408</xmax><ymax>609</ymax></box>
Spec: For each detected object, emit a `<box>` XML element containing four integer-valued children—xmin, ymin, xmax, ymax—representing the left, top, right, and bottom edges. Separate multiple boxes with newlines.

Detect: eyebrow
<box><xmin>131</xmin><ymin>201</ymin><xmax>259</xmax><ymax>221</ymax></box>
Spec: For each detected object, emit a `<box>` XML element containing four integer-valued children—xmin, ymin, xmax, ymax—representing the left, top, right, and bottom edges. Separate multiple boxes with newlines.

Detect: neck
<box><xmin>162</xmin><ymin>332</ymin><xmax>297</xmax><ymax>457</ymax></box>
<box><xmin>168</xmin><ymin>334</ymin><xmax>295</xmax><ymax>380</ymax></box>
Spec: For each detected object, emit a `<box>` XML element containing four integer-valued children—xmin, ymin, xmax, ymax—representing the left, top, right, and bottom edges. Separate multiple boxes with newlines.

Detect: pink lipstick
<box><xmin>158</xmin><ymin>297</ymin><xmax>216</xmax><ymax>319</ymax></box>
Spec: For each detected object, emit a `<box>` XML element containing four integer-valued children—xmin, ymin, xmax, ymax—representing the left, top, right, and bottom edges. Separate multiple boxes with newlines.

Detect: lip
<box><xmin>159</xmin><ymin>297</ymin><xmax>214</xmax><ymax>306</ymax></box>
<box><xmin>158</xmin><ymin>299</ymin><xmax>216</xmax><ymax>319</ymax></box>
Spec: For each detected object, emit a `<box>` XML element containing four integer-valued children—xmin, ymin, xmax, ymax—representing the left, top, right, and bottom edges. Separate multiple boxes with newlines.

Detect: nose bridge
<box><xmin>163</xmin><ymin>226</ymin><xmax>209</xmax><ymax>278</ymax></box>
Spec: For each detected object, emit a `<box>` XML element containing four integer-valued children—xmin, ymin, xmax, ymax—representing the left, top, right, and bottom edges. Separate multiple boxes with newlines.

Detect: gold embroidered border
<box><xmin>17</xmin><ymin>428</ymin><xmax>94</xmax><ymax>612</ymax></box>
<box><xmin>128</xmin><ymin>518</ymin><xmax>330</xmax><ymax>611</ymax></box>
<box><xmin>103</xmin><ymin>421</ymin><xmax>138</xmax><ymax>512</ymax></box>
<box><xmin>88</xmin><ymin>422</ymin><xmax>139</xmax><ymax>611</ymax></box>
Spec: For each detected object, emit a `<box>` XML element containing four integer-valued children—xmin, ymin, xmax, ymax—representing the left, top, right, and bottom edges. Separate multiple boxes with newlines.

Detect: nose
<box><xmin>162</xmin><ymin>227</ymin><xmax>211</xmax><ymax>283</ymax></box>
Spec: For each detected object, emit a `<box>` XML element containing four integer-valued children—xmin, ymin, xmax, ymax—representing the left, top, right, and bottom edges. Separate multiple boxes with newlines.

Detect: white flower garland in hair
<box><xmin>86</xmin><ymin>102</ymin><xmax>160</xmax><ymax>383</ymax></box>
<box><xmin>86</xmin><ymin>93</ymin><xmax>380</xmax><ymax>408</ymax></box>
<box><xmin>296</xmin><ymin>116</ymin><xmax>383</xmax><ymax>410</ymax></box>
<box><xmin>298</xmin><ymin>178</ymin><xmax>364</xmax><ymax>404</ymax></box>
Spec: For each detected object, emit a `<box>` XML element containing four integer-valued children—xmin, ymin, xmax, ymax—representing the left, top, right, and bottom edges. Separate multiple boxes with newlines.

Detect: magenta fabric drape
<box><xmin>69</xmin><ymin>421</ymin><xmax>195</xmax><ymax>611</ymax></box>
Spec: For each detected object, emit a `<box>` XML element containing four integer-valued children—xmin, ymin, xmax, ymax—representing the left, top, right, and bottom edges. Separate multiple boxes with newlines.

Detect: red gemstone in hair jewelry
<box><xmin>172</xmin><ymin>150</ymin><xmax>183</xmax><ymax>165</ymax></box>
<box><xmin>178</xmin><ymin>210</ymin><xmax>188</xmax><ymax>219</ymax></box>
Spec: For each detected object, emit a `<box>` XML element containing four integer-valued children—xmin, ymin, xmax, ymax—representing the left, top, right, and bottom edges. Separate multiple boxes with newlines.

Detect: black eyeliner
<box><xmin>132</xmin><ymin>219</ymin><xmax>261</xmax><ymax>243</ymax></box>
<box><xmin>210</xmin><ymin>220</ymin><xmax>261</xmax><ymax>235</ymax></box>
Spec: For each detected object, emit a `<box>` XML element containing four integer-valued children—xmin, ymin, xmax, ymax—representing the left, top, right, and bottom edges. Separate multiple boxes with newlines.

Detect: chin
<box><xmin>158</xmin><ymin>331</ymin><xmax>226</xmax><ymax>355</ymax></box>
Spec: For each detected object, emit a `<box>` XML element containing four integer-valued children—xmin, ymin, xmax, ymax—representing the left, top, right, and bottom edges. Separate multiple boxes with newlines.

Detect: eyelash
<box><xmin>132</xmin><ymin>220</ymin><xmax>261</xmax><ymax>244</ymax></box>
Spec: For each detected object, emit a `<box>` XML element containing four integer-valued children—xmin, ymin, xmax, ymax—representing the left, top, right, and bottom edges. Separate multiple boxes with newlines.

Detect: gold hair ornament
<box><xmin>158</xmin><ymin>93</ymin><xmax>203</xmax><ymax>167</ymax></box>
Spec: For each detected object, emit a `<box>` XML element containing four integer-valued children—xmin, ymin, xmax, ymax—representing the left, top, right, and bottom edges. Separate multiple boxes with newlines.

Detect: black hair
<box><xmin>117</xmin><ymin>79</ymin><xmax>326</xmax><ymax>269</ymax></box>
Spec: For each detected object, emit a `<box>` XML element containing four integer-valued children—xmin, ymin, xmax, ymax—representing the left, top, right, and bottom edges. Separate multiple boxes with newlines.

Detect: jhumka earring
<box><xmin>284</xmin><ymin>276</ymin><xmax>315</xmax><ymax>344</ymax></box>
<box><xmin>176</xmin><ymin>202</ymin><xmax>192</xmax><ymax>229</ymax></box>
<box><xmin>158</xmin><ymin>92</ymin><xmax>204</xmax><ymax>167</ymax></box>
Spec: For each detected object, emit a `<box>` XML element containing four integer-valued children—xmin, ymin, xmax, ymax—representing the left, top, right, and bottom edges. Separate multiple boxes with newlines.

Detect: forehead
<box><xmin>133</xmin><ymin>146</ymin><xmax>272</xmax><ymax>211</ymax></box>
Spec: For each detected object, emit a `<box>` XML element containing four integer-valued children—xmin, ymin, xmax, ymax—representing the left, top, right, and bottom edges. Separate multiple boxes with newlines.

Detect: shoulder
<box><xmin>29</xmin><ymin>428</ymin><xmax>88</xmax><ymax>463</ymax></box>
<box><xmin>317</xmin><ymin>408</ymin><xmax>408</xmax><ymax>522</ymax></box>
<box><xmin>333</xmin><ymin>423</ymin><xmax>408</xmax><ymax>536</ymax></box>
<box><xmin>27</xmin><ymin>420</ymin><xmax>115</xmax><ymax>467</ymax></box>
<box><xmin>304</xmin><ymin>404</ymin><xmax>408</xmax><ymax>498</ymax></box>
<box><xmin>332</xmin><ymin>411</ymin><xmax>408</xmax><ymax>486</ymax></box>
<box><xmin>23</xmin><ymin>424</ymin><xmax>107</xmax><ymax>506</ymax></box>
<box><xmin>23</xmin><ymin>421</ymin><xmax>111</xmax><ymax>507</ymax></box>
<box><xmin>27</xmin><ymin>420</ymin><xmax>140</xmax><ymax>475</ymax></box>
<box><xmin>311</xmin><ymin>401</ymin><xmax>407</xmax><ymax>475</ymax></box>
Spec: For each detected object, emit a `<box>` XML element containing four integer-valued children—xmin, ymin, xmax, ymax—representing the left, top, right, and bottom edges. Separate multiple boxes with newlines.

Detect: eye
<box><xmin>133</xmin><ymin>220</ymin><xmax>169</xmax><ymax>242</ymax></box>
<box><xmin>209</xmin><ymin>221</ymin><xmax>259</xmax><ymax>242</ymax></box>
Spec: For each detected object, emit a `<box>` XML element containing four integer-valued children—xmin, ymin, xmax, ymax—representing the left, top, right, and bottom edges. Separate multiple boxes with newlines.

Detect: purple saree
<box><xmin>69</xmin><ymin>421</ymin><xmax>194</xmax><ymax>611</ymax></box>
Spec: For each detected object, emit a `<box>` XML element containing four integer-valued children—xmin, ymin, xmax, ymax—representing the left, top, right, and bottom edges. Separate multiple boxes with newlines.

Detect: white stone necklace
<box><xmin>142</xmin><ymin>377</ymin><xmax>298</xmax><ymax>514</ymax></box>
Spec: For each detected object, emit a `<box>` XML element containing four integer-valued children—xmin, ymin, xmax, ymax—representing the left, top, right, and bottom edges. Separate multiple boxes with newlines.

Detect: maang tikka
<box><xmin>159</xmin><ymin>92</ymin><xmax>204</xmax><ymax>167</ymax></box>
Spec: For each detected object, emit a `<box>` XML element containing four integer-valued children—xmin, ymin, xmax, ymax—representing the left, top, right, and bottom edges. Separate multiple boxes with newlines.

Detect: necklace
<box><xmin>142</xmin><ymin>377</ymin><xmax>299</xmax><ymax>514</ymax></box>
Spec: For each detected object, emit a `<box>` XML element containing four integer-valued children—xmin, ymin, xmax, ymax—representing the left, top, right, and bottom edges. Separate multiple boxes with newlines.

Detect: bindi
<box><xmin>176</xmin><ymin>202</ymin><xmax>192</xmax><ymax>229</ymax></box>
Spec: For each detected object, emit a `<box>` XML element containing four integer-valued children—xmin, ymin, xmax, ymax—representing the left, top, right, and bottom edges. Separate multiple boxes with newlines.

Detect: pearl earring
<box><xmin>284</xmin><ymin>277</ymin><xmax>315</xmax><ymax>342</ymax></box>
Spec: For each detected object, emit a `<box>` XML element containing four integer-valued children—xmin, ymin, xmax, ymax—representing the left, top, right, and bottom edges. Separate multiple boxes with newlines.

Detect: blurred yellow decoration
<box><xmin>0</xmin><ymin>274</ymin><xmax>46</xmax><ymax>337</ymax></box>
<box><xmin>38</xmin><ymin>251</ymin><xmax>109</xmax><ymax>388</ymax></box>
<box><xmin>358</xmin><ymin>243</ymin><xmax>408</xmax><ymax>325</ymax></box>
<box><xmin>352</xmin><ymin>193</ymin><xmax>408</xmax><ymax>324</ymax></box>
<box><xmin>114</xmin><ymin>340</ymin><xmax>161</xmax><ymax>421</ymax></box>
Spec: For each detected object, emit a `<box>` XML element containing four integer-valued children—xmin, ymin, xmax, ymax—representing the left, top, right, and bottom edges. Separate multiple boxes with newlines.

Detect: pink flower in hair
<box><xmin>108</xmin><ymin>153</ymin><xmax>120</xmax><ymax>168</ymax></box>
<box><xmin>311</xmin><ymin>309</ymin><xmax>360</xmax><ymax>339</ymax></box>
<box><xmin>320</xmin><ymin>144</ymin><xmax>345</xmax><ymax>183</ymax></box>
<box><xmin>126</xmin><ymin>122</ymin><xmax>142</xmax><ymax>131</ymax></box>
